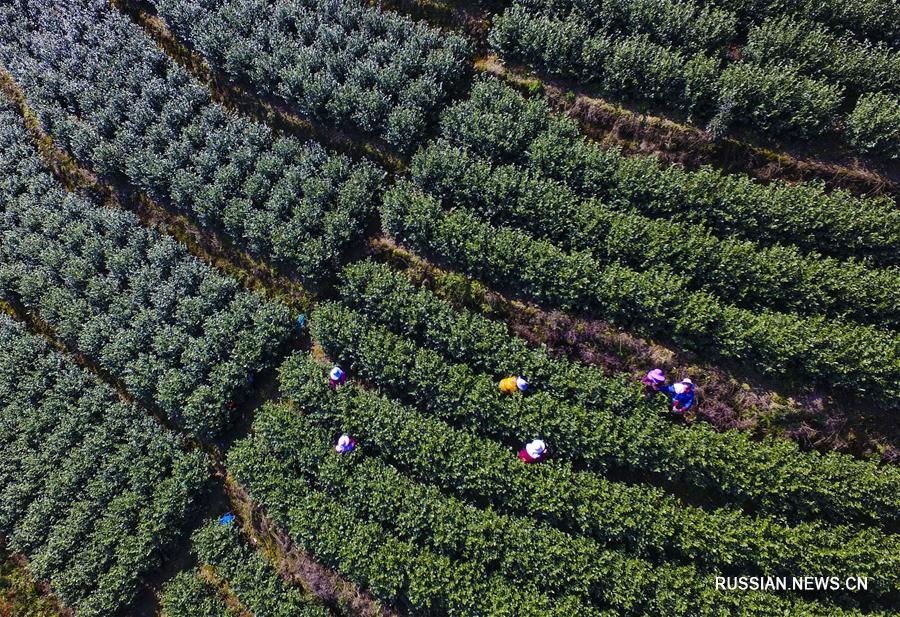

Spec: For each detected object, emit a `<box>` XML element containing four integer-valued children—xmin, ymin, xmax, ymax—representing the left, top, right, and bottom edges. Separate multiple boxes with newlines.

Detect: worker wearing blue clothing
<box><xmin>662</xmin><ymin>378</ymin><xmax>695</xmax><ymax>416</ymax></box>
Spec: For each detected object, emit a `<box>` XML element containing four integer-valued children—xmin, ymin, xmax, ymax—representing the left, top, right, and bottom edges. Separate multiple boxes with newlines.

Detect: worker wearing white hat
<box><xmin>499</xmin><ymin>375</ymin><xmax>529</xmax><ymax>395</ymax></box>
<box><xmin>329</xmin><ymin>366</ymin><xmax>346</xmax><ymax>390</ymax></box>
<box><xmin>662</xmin><ymin>378</ymin><xmax>695</xmax><ymax>416</ymax></box>
<box><xmin>518</xmin><ymin>439</ymin><xmax>547</xmax><ymax>464</ymax></box>
<box><xmin>334</xmin><ymin>433</ymin><xmax>356</xmax><ymax>454</ymax></box>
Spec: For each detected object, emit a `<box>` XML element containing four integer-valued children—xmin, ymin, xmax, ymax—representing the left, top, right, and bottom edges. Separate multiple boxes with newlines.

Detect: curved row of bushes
<box><xmin>409</xmin><ymin>140</ymin><xmax>900</xmax><ymax>327</ymax></box>
<box><xmin>228</xmin><ymin>422</ymin><xmax>592</xmax><ymax>616</ymax></box>
<box><xmin>274</xmin><ymin>358</ymin><xmax>888</xmax><ymax>612</ymax></box>
<box><xmin>515</xmin><ymin>0</ymin><xmax>739</xmax><ymax>54</ymax></box>
<box><xmin>0</xmin><ymin>316</ymin><xmax>210</xmax><ymax>617</ymax></box>
<box><xmin>180</xmin><ymin>520</ymin><xmax>329</xmax><ymax>617</ymax></box>
<box><xmin>744</xmin><ymin>16</ymin><xmax>900</xmax><ymax>96</ymax></box>
<box><xmin>334</xmin><ymin>260</ymin><xmax>900</xmax><ymax>527</ymax></box>
<box><xmin>150</xmin><ymin>0</ymin><xmax>471</xmax><ymax>151</ymax></box>
<box><xmin>382</xmin><ymin>182</ymin><xmax>900</xmax><ymax>408</ymax></box>
<box><xmin>249</xmin><ymin>404</ymin><xmax>604</xmax><ymax>610</ymax></box>
<box><xmin>308</xmin><ymin>303</ymin><xmax>900</xmax><ymax>594</ymax></box>
<box><xmin>515</xmin><ymin>0</ymin><xmax>900</xmax><ymax>95</ymax></box>
<box><xmin>0</xmin><ymin>0</ymin><xmax>384</xmax><ymax>285</ymax></box>
<box><xmin>711</xmin><ymin>0</ymin><xmax>900</xmax><ymax>49</ymax></box>
<box><xmin>490</xmin><ymin>2</ymin><xmax>900</xmax><ymax>155</ymax></box>
<box><xmin>440</xmin><ymin>79</ymin><xmax>900</xmax><ymax>264</ymax></box>
<box><xmin>0</xmin><ymin>103</ymin><xmax>292</xmax><ymax>441</ymax></box>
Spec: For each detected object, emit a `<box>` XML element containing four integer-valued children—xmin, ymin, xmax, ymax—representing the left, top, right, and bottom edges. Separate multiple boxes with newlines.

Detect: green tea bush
<box><xmin>0</xmin><ymin>0</ymin><xmax>383</xmax><ymax>284</ymax></box>
<box><xmin>382</xmin><ymin>182</ymin><xmax>900</xmax><ymax>407</ymax></box>
<box><xmin>490</xmin><ymin>2</ymin><xmax>899</xmax><ymax>150</ymax></box>
<box><xmin>271</xmin><ymin>357</ymin><xmax>887</xmax><ymax>612</ymax></box>
<box><xmin>228</xmin><ymin>420</ymin><xmax>589</xmax><ymax>615</ymax></box>
<box><xmin>334</xmin><ymin>261</ymin><xmax>900</xmax><ymax>527</ymax></box>
<box><xmin>743</xmin><ymin>16</ymin><xmax>900</xmax><ymax>95</ymax></box>
<box><xmin>160</xmin><ymin>572</ymin><xmax>236</xmax><ymax>617</ymax></box>
<box><xmin>715</xmin><ymin>61</ymin><xmax>843</xmax><ymax>136</ymax></box>
<box><xmin>847</xmin><ymin>92</ymin><xmax>900</xmax><ymax>159</ymax></box>
<box><xmin>0</xmin><ymin>103</ymin><xmax>291</xmax><ymax>440</ymax></box>
<box><xmin>515</xmin><ymin>0</ymin><xmax>738</xmax><ymax>53</ymax></box>
<box><xmin>0</xmin><ymin>316</ymin><xmax>210</xmax><ymax>617</ymax></box>
<box><xmin>410</xmin><ymin>141</ymin><xmax>900</xmax><ymax>327</ymax></box>
<box><xmin>150</xmin><ymin>0</ymin><xmax>471</xmax><ymax>151</ymax></box>
<box><xmin>441</xmin><ymin>79</ymin><xmax>900</xmax><ymax>264</ymax></box>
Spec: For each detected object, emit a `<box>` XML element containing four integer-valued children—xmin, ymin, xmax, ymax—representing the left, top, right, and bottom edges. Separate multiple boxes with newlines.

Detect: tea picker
<box><xmin>642</xmin><ymin>368</ymin><xmax>666</xmax><ymax>394</ymax></box>
<box><xmin>518</xmin><ymin>439</ymin><xmax>547</xmax><ymax>463</ymax></box>
<box><xmin>662</xmin><ymin>378</ymin><xmax>695</xmax><ymax>416</ymax></box>
<box><xmin>499</xmin><ymin>375</ymin><xmax>529</xmax><ymax>394</ymax></box>
<box><xmin>334</xmin><ymin>434</ymin><xmax>356</xmax><ymax>454</ymax></box>
<box><xmin>329</xmin><ymin>365</ymin><xmax>346</xmax><ymax>390</ymax></box>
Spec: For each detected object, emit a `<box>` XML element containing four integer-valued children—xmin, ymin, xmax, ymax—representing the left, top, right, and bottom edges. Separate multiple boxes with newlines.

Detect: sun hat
<box><xmin>525</xmin><ymin>439</ymin><xmax>546</xmax><ymax>459</ymax></box>
<box><xmin>646</xmin><ymin>368</ymin><xmax>665</xmax><ymax>383</ymax></box>
<box><xmin>516</xmin><ymin>376</ymin><xmax>529</xmax><ymax>391</ymax></box>
<box><xmin>335</xmin><ymin>434</ymin><xmax>353</xmax><ymax>453</ymax></box>
<box><xmin>330</xmin><ymin>366</ymin><xmax>345</xmax><ymax>381</ymax></box>
<box><xmin>674</xmin><ymin>383</ymin><xmax>687</xmax><ymax>394</ymax></box>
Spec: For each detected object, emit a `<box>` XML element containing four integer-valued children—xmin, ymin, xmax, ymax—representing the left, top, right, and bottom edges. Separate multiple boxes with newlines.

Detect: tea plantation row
<box><xmin>228</xmin><ymin>361</ymin><xmax>880</xmax><ymax>615</ymax></box>
<box><xmin>0</xmin><ymin>101</ymin><xmax>291</xmax><ymax>441</ymax></box>
<box><xmin>161</xmin><ymin>519</ymin><xmax>328</xmax><ymax>617</ymax></box>
<box><xmin>328</xmin><ymin>261</ymin><xmax>900</xmax><ymax>527</ymax></box>
<box><xmin>491</xmin><ymin>0</ymin><xmax>900</xmax><ymax>155</ymax></box>
<box><xmin>0</xmin><ymin>316</ymin><xmax>210</xmax><ymax>617</ymax></box>
<box><xmin>0</xmin><ymin>0</ymin><xmax>384</xmax><ymax>286</ymax></box>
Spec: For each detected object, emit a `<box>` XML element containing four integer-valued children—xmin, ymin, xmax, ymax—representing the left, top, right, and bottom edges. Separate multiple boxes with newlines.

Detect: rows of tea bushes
<box><xmin>332</xmin><ymin>261</ymin><xmax>900</xmax><ymax>526</ymax></box>
<box><xmin>252</xmin><ymin>406</ymin><xmax>610</xmax><ymax>605</ymax></box>
<box><xmin>514</xmin><ymin>0</ymin><xmax>739</xmax><ymax>54</ymax></box>
<box><xmin>489</xmin><ymin>2</ymin><xmax>899</xmax><ymax>154</ymax></box>
<box><xmin>846</xmin><ymin>92</ymin><xmax>900</xmax><ymax>159</ymax></box>
<box><xmin>270</xmin><ymin>356</ymin><xmax>887</xmax><ymax>612</ymax></box>
<box><xmin>409</xmin><ymin>141</ymin><xmax>900</xmax><ymax>327</ymax></box>
<box><xmin>293</xmin><ymin>323</ymin><xmax>900</xmax><ymax>596</ymax></box>
<box><xmin>743</xmin><ymin>16</ymin><xmax>900</xmax><ymax>96</ymax></box>
<box><xmin>382</xmin><ymin>181</ymin><xmax>900</xmax><ymax>408</ymax></box>
<box><xmin>0</xmin><ymin>0</ymin><xmax>383</xmax><ymax>284</ymax></box>
<box><xmin>0</xmin><ymin>103</ymin><xmax>291</xmax><ymax>440</ymax></box>
<box><xmin>160</xmin><ymin>572</ymin><xmax>238</xmax><ymax>617</ymax></box>
<box><xmin>149</xmin><ymin>0</ymin><xmax>471</xmax><ymax>152</ymax></box>
<box><xmin>489</xmin><ymin>5</ymin><xmax>838</xmax><ymax>135</ymax></box>
<box><xmin>229</xmin><ymin>413</ymin><xmax>590</xmax><ymax>616</ymax></box>
<box><xmin>0</xmin><ymin>316</ymin><xmax>210</xmax><ymax>617</ymax></box>
<box><xmin>441</xmin><ymin>79</ymin><xmax>900</xmax><ymax>264</ymax></box>
<box><xmin>519</xmin><ymin>0</ymin><xmax>899</xmax><ymax>94</ymax></box>
<box><xmin>160</xmin><ymin>519</ymin><xmax>328</xmax><ymax>617</ymax></box>
<box><xmin>710</xmin><ymin>0</ymin><xmax>900</xmax><ymax>48</ymax></box>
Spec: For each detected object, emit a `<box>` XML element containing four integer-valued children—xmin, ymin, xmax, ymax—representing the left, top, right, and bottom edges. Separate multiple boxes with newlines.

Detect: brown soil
<box><xmin>0</xmin><ymin>548</ymin><xmax>69</xmax><ymax>617</ymax></box>
<box><xmin>369</xmin><ymin>237</ymin><xmax>900</xmax><ymax>462</ymax></box>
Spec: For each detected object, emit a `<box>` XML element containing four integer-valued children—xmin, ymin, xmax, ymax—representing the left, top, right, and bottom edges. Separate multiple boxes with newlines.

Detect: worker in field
<box><xmin>329</xmin><ymin>366</ymin><xmax>346</xmax><ymax>390</ymax></box>
<box><xmin>499</xmin><ymin>375</ymin><xmax>529</xmax><ymax>395</ymax></box>
<box><xmin>662</xmin><ymin>378</ymin><xmax>695</xmax><ymax>417</ymax></box>
<box><xmin>642</xmin><ymin>368</ymin><xmax>666</xmax><ymax>395</ymax></box>
<box><xmin>518</xmin><ymin>439</ymin><xmax>547</xmax><ymax>463</ymax></box>
<box><xmin>334</xmin><ymin>434</ymin><xmax>356</xmax><ymax>454</ymax></box>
